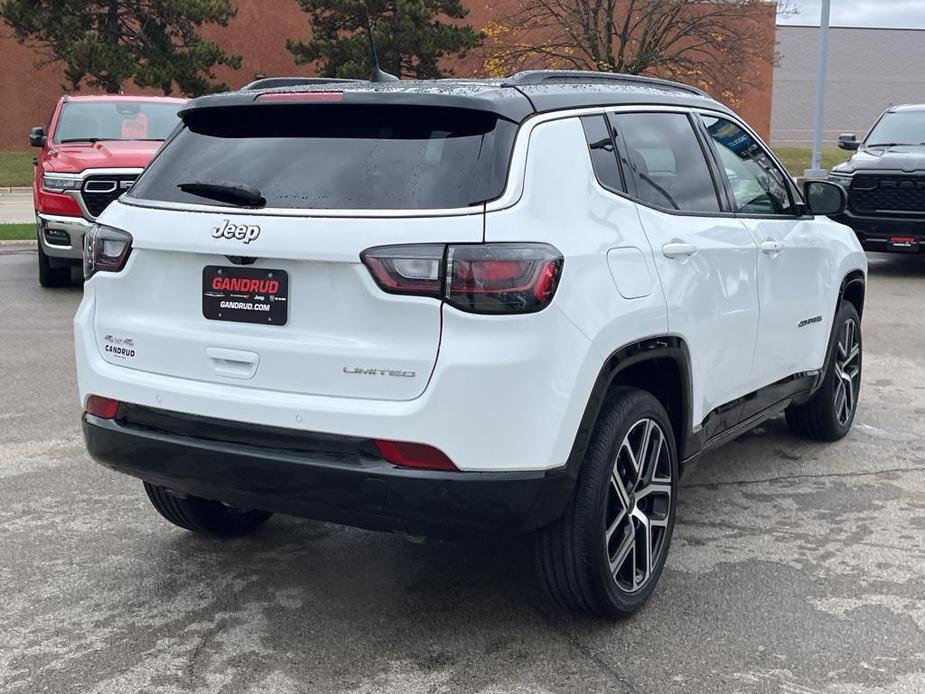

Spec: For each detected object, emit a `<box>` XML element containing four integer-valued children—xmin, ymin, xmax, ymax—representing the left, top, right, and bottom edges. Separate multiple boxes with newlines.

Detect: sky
<box><xmin>778</xmin><ymin>0</ymin><xmax>925</xmax><ymax>29</ymax></box>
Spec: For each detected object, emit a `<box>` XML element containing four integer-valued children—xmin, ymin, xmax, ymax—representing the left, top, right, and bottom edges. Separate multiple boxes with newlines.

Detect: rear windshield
<box><xmin>54</xmin><ymin>101</ymin><xmax>181</xmax><ymax>143</ymax></box>
<box><xmin>129</xmin><ymin>104</ymin><xmax>517</xmax><ymax>210</ymax></box>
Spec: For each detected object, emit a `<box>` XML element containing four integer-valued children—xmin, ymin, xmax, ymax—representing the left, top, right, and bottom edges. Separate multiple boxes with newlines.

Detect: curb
<box><xmin>0</xmin><ymin>186</ymin><xmax>32</xmax><ymax>194</ymax></box>
<box><xmin>0</xmin><ymin>239</ymin><xmax>36</xmax><ymax>247</ymax></box>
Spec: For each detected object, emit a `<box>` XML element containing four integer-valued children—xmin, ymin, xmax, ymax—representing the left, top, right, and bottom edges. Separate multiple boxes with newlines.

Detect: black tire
<box><xmin>37</xmin><ymin>244</ymin><xmax>72</xmax><ymax>288</ymax></box>
<box><xmin>532</xmin><ymin>387</ymin><xmax>679</xmax><ymax>618</ymax></box>
<box><xmin>786</xmin><ymin>300</ymin><xmax>862</xmax><ymax>442</ymax></box>
<box><xmin>143</xmin><ymin>482</ymin><xmax>272</xmax><ymax>537</ymax></box>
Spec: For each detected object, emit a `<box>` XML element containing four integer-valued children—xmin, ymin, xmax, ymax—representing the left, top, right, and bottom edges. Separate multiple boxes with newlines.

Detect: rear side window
<box><xmin>580</xmin><ymin>115</ymin><xmax>624</xmax><ymax>193</ymax></box>
<box><xmin>611</xmin><ymin>112</ymin><xmax>721</xmax><ymax>213</ymax></box>
<box><xmin>130</xmin><ymin>104</ymin><xmax>516</xmax><ymax>210</ymax></box>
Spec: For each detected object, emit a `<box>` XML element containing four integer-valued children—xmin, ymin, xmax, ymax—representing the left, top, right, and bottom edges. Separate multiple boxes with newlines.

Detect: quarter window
<box><xmin>700</xmin><ymin>115</ymin><xmax>796</xmax><ymax>215</ymax></box>
<box><xmin>610</xmin><ymin>112</ymin><xmax>721</xmax><ymax>213</ymax></box>
<box><xmin>580</xmin><ymin>115</ymin><xmax>624</xmax><ymax>193</ymax></box>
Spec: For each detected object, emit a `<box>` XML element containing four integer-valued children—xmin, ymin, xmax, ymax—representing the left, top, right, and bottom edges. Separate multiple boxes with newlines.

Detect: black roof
<box><xmin>183</xmin><ymin>70</ymin><xmax>730</xmax><ymax>124</ymax></box>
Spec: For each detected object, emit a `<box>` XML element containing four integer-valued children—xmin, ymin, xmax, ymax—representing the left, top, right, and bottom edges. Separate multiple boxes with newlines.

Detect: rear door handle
<box><xmin>662</xmin><ymin>241</ymin><xmax>698</xmax><ymax>259</ymax></box>
<box><xmin>760</xmin><ymin>239</ymin><xmax>785</xmax><ymax>255</ymax></box>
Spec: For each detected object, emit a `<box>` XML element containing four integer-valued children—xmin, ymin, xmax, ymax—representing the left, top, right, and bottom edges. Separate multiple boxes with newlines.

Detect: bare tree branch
<box><xmin>482</xmin><ymin>0</ymin><xmax>777</xmax><ymax>105</ymax></box>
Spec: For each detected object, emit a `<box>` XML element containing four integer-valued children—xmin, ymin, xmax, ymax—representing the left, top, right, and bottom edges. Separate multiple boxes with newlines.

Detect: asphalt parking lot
<box><xmin>0</xmin><ymin>190</ymin><xmax>33</xmax><ymax>224</ymax></box>
<box><xmin>1</xmin><ymin>247</ymin><xmax>923</xmax><ymax>694</ymax></box>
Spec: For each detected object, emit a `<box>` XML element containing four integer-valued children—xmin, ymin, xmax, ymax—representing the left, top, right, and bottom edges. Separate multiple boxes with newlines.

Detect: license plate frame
<box><xmin>202</xmin><ymin>265</ymin><xmax>289</xmax><ymax>326</ymax></box>
<box><xmin>888</xmin><ymin>235</ymin><xmax>918</xmax><ymax>252</ymax></box>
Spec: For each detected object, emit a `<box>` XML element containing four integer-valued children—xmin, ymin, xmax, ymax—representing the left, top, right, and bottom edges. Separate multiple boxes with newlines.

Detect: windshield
<box><xmin>54</xmin><ymin>101</ymin><xmax>182</xmax><ymax>144</ymax></box>
<box><xmin>129</xmin><ymin>104</ymin><xmax>516</xmax><ymax>210</ymax></box>
<box><xmin>866</xmin><ymin>110</ymin><xmax>925</xmax><ymax>146</ymax></box>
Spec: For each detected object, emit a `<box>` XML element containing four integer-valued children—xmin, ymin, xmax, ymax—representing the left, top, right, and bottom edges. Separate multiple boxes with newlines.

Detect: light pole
<box><xmin>805</xmin><ymin>0</ymin><xmax>832</xmax><ymax>178</ymax></box>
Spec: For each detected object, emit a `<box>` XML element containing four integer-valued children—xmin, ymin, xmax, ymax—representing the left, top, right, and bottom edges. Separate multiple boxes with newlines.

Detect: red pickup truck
<box><xmin>30</xmin><ymin>95</ymin><xmax>185</xmax><ymax>286</ymax></box>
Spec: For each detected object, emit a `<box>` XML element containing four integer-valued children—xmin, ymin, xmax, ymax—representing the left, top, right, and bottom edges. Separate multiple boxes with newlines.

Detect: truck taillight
<box><xmin>83</xmin><ymin>224</ymin><xmax>132</xmax><ymax>279</ymax></box>
<box><xmin>361</xmin><ymin>243</ymin><xmax>563</xmax><ymax>314</ymax></box>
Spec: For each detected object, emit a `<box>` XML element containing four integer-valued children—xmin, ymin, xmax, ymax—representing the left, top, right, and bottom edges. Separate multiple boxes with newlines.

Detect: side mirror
<box><xmin>837</xmin><ymin>133</ymin><xmax>860</xmax><ymax>151</ymax></box>
<box><xmin>29</xmin><ymin>127</ymin><xmax>46</xmax><ymax>148</ymax></box>
<box><xmin>804</xmin><ymin>180</ymin><xmax>847</xmax><ymax>217</ymax></box>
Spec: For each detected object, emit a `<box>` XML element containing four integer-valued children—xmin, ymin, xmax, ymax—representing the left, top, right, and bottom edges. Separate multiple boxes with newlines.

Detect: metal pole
<box><xmin>805</xmin><ymin>0</ymin><xmax>832</xmax><ymax>178</ymax></box>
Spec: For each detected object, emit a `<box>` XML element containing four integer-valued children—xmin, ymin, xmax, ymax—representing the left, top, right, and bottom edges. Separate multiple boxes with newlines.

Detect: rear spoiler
<box><xmin>180</xmin><ymin>86</ymin><xmax>535</xmax><ymax>125</ymax></box>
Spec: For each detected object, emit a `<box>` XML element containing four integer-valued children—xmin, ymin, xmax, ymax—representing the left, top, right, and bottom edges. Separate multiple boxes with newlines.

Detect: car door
<box><xmin>610</xmin><ymin>110</ymin><xmax>761</xmax><ymax>429</ymax></box>
<box><xmin>697</xmin><ymin>113</ymin><xmax>833</xmax><ymax>388</ymax></box>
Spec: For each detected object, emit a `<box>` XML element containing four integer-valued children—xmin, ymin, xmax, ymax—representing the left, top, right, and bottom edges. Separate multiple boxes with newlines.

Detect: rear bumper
<box><xmin>74</xmin><ymin>280</ymin><xmax>600</xmax><ymax>473</ymax></box>
<box><xmin>83</xmin><ymin>406</ymin><xmax>575</xmax><ymax>538</ymax></box>
<box><xmin>834</xmin><ymin>210</ymin><xmax>924</xmax><ymax>252</ymax></box>
<box><xmin>37</xmin><ymin>213</ymin><xmax>91</xmax><ymax>261</ymax></box>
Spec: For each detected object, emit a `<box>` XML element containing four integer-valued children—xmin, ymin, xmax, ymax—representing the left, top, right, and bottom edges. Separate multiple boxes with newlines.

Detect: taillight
<box><xmin>446</xmin><ymin>244</ymin><xmax>563</xmax><ymax>314</ymax></box>
<box><xmin>374</xmin><ymin>439</ymin><xmax>458</xmax><ymax>471</ymax></box>
<box><xmin>85</xmin><ymin>395</ymin><xmax>120</xmax><ymax>419</ymax></box>
<box><xmin>361</xmin><ymin>243</ymin><xmax>563</xmax><ymax>314</ymax></box>
<box><xmin>83</xmin><ymin>224</ymin><xmax>132</xmax><ymax>280</ymax></box>
<box><xmin>360</xmin><ymin>244</ymin><xmax>444</xmax><ymax>298</ymax></box>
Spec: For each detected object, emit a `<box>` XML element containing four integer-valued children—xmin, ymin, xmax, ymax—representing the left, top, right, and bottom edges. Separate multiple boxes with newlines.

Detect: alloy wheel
<box><xmin>834</xmin><ymin>317</ymin><xmax>861</xmax><ymax>426</ymax></box>
<box><xmin>604</xmin><ymin>418</ymin><xmax>673</xmax><ymax>593</ymax></box>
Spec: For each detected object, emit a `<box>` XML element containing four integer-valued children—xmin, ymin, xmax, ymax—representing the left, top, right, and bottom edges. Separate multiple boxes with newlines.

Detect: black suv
<box><xmin>831</xmin><ymin>104</ymin><xmax>925</xmax><ymax>253</ymax></box>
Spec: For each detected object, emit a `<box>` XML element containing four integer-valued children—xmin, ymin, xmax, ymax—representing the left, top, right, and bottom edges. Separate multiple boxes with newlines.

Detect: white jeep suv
<box><xmin>75</xmin><ymin>71</ymin><xmax>867</xmax><ymax>618</ymax></box>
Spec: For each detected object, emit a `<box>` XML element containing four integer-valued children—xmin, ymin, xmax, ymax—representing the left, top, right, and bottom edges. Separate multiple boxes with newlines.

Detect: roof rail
<box><xmin>501</xmin><ymin>70</ymin><xmax>708</xmax><ymax>97</ymax></box>
<box><xmin>241</xmin><ymin>77</ymin><xmax>362</xmax><ymax>90</ymax></box>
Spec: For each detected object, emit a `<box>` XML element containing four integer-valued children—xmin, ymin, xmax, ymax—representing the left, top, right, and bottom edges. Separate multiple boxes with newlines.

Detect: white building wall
<box><xmin>772</xmin><ymin>25</ymin><xmax>925</xmax><ymax>145</ymax></box>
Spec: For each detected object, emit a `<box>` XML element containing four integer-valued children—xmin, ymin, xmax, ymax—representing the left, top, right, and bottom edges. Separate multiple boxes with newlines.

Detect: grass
<box><xmin>0</xmin><ymin>151</ymin><xmax>34</xmax><ymax>187</ymax></box>
<box><xmin>0</xmin><ymin>223</ymin><xmax>35</xmax><ymax>241</ymax></box>
<box><xmin>773</xmin><ymin>146</ymin><xmax>850</xmax><ymax>177</ymax></box>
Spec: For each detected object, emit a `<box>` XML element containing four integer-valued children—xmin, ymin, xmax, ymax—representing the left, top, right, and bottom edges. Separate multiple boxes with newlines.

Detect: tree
<box><xmin>482</xmin><ymin>0</ymin><xmax>785</xmax><ymax>105</ymax></box>
<box><xmin>287</xmin><ymin>0</ymin><xmax>482</xmax><ymax>79</ymax></box>
<box><xmin>0</xmin><ymin>0</ymin><xmax>242</xmax><ymax>95</ymax></box>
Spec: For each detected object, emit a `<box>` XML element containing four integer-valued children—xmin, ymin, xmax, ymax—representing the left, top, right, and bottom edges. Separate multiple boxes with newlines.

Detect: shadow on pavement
<box><xmin>866</xmin><ymin>251</ymin><xmax>925</xmax><ymax>277</ymax></box>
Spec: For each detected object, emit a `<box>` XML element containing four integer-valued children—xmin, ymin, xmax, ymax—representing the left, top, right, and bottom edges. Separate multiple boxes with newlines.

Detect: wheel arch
<box><xmin>841</xmin><ymin>270</ymin><xmax>866</xmax><ymax>319</ymax></box>
<box><xmin>808</xmin><ymin>269</ymin><xmax>866</xmax><ymax>398</ymax></box>
<box><xmin>563</xmin><ymin>337</ymin><xmax>694</xmax><ymax>481</ymax></box>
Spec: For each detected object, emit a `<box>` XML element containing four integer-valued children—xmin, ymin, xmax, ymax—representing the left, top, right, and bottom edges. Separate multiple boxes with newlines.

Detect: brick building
<box><xmin>0</xmin><ymin>0</ymin><xmax>777</xmax><ymax>151</ymax></box>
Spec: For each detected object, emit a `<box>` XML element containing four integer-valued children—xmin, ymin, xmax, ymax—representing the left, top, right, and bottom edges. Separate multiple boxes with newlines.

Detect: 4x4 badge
<box><xmin>212</xmin><ymin>220</ymin><xmax>260</xmax><ymax>244</ymax></box>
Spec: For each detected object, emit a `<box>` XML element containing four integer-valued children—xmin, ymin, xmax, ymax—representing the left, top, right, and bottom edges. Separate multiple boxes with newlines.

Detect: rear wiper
<box><xmin>177</xmin><ymin>180</ymin><xmax>266</xmax><ymax>207</ymax></box>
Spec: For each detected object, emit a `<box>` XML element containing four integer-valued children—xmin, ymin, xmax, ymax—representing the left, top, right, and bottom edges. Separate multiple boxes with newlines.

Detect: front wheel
<box><xmin>37</xmin><ymin>244</ymin><xmax>72</xmax><ymax>288</ymax></box>
<box><xmin>143</xmin><ymin>482</ymin><xmax>272</xmax><ymax>537</ymax></box>
<box><xmin>786</xmin><ymin>300</ymin><xmax>862</xmax><ymax>441</ymax></box>
<box><xmin>532</xmin><ymin>387</ymin><xmax>678</xmax><ymax>618</ymax></box>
